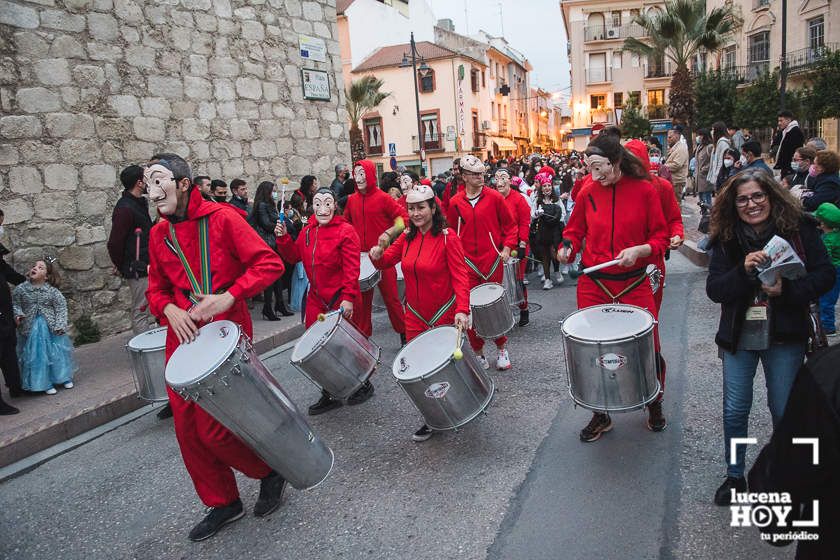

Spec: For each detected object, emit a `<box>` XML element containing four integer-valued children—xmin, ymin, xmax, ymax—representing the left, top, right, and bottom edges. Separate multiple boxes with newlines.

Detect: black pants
<box><xmin>0</xmin><ymin>332</ymin><xmax>21</xmax><ymax>392</ymax></box>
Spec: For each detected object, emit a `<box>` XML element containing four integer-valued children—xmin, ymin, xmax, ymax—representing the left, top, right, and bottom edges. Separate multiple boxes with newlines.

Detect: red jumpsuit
<box><xmin>501</xmin><ymin>189</ymin><xmax>532</xmax><ymax>312</ymax></box>
<box><xmin>373</xmin><ymin>229</ymin><xmax>470</xmax><ymax>341</ymax></box>
<box><xmin>562</xmin><ymin>174</ymin><xmax>670</xmax><ymax>399</ymax></box>
<box><xmin>147</xmin><ymin>188</ymin><xmax>285</xmax><ymax>508</ymax></box>
<box><xmin>344</xmin><ymin>159</ymin><xmax>407</xmax><ymax>338</ymax></box>
<box><xmin>275</xmin><ymin>215</ymin><xmax>361</xmax><ymax>329</ymax></box>
<box><xmin>441</xmin><ymin>179</ymin><xmax>465</xmax><ymax>212</ymax></box>
<box><xmin>446</xmin><ymin>186</ymin><xmax>518</xmax><ymax>352</ymax></box>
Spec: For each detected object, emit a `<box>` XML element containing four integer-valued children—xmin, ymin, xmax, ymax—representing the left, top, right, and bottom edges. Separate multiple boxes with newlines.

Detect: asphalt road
<box><xmin>0</xmin><ymin>252</ymin><xmax>794</xmax><ymax>560</ymax></box>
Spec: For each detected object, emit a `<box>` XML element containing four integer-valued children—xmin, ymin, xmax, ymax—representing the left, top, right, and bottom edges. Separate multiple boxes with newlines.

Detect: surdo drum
<box><xmin>290</xmin><ymin>310</ymin><xmax>380</xmax><ymax>399</ymax></box>
<box><xmin>359</xmin><ymin>252</ymin><xmax>381</xmax><ymax>292</ymax></box>
<box><xmin>165</xmin><ymin>321</ymin><xmax>334</xmax><ymax>489</ymax></box>
<box><xmin>392</xmin><ymin>326</ymin><xmax>494</xmax><ymax>430</ymax></box>
<box><xmin>126</xmin><ymin>327</ymin><xmax>168</xmax><ymax>402</ymax></box>
<box><xmin>469</xmin><ymin>283</ymin><xmax>515</xmax><ymax>339</ymax></box>
<box><xmin>561</xmin><ymin>304</ymin><xmax>659</xmax><ymax>413</ymax></box>
<box><xmin>502</xmin><ymin>257</ymin><xmax>524</xmax><ymax>307</ymax></box>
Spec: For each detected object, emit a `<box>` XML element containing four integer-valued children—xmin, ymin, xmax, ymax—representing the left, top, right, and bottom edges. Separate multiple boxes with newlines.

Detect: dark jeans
<box><xmin>0</xmin><ymin>332</ymin><xmax>22</xmax><ymax>392</ymax></box>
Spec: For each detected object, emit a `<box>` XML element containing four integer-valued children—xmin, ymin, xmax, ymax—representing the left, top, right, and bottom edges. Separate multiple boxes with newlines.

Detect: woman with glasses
<box><xmin>706</xmin><ymin>170</ymin><xmax>834</xmax><ymax>506</ymax></box>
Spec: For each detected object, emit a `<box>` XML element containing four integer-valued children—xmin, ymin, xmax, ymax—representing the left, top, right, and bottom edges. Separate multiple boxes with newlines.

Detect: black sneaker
<box><xmin>579</xmin><ymin>412</ymin><xmax>612</xmax><ymax>442</ymax></box>
<box><xmin>187</xmin><ymin>499</ymin><xmax>244</xmax><ymax>542</ymax></box>
<box><xmin>156</xmin><ymin>404</ymin><xmax>173</xmax><ymax>420</ymax></box>
<box><xmin>253</xmin><ymin>471</ymin><xmax>286</xmax><ymax>517</ymax></box>
<box><xmin>347</xmin><ymin>381</ymin><xmax>374</xmax><ymax>406</ymax></box>
<box><xmin>647</xmin><ymin>401</ymin><xmax>667</xmax><ymax>432</ymax></box>
<box><xmin>412</xmin><ymin>424</ymin><xmax>433</xmax><ymax>442</ymax></box>
<box><xmin>308</xmin><ymin>391</ymin><xmax>342</xmax><ymax>416</ymax></box>
<box><xmin>714</xmin><ymin>476</ymin><xmax>747</xmax><ymax>506</ymax></box>
<box><xmin>518</xmin><ymin>309</ymin><xmax>530</xmax><ymax>327</ymax></box>
<box><xmin>0</xmin><ymin>399</ymin><xmax>20</xmax><ymax>415</ymax></box>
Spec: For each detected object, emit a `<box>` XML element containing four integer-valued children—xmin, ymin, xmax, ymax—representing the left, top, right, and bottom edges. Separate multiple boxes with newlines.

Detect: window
<box><xmin>418</xmin><ymin>68</ymin><xmax>435</xmax><ymax>93</ymax></box>
<box><xmin>611</xmin><ymin>11</ymin><xmax>621</xmax><ymax>28</ymax></box>
<box><xmin>587</xmin><ymin>52</ymin><xmax>608</xmax><ymax>83</ymax></box>
<box><xmin>590</xmin><ymin>94</ymin><xmax>606</xmax><ymax>110</ymax></box>
<box><xmin>613</xmin><ymin>92</ymin><xmax>624</xmax><ymax>108</ymax></box>
<box><xmin>647</xmin><ymin>89</ymin><xmax>664</xmax><ymax>106</ymax></box>
<box><xmin>420</xmin><ymin>112</ymin><xmax>440</xmax><ymax>149</ymax></box>
<box><xmin>491</xmin><ymin>101</ymin><xmax>495</xmax><ymax>119</ymax></box>
<box><xmin>749</xmin><ymin>31</ymin><xmax>770</xmax><ymax>65</ymax></box>
<box><xmin>612</xmin><ymin>52</ymin><xmax>622</xmax><ymax>69</ymax></box>
<box><xmin>809</xmin><ymin>16</ymin><xmax>824</xmax><ymax>51</ymax></box>
<box><xmin>472</xmin><ymin>111</ymin><xmax>481</xmax><ymax>149</ymax></box>
<box><xmin>481</xmin><ymin>70</ymin><xmax>485</xmax><ymax>88</ymax></box>
<box><xmin>363</xmin><ymin>117</ymin><xmax>383</xmax><ymax>155</ymax></box>
<box><xmin>722</xmin><ymin>45</ymin><xmax>736</xmax><ymax>70</ymax></box>
<box><xmin>631</xmin><ymin>53</ymin><xmax>640</xmax><ymax>67</ymax></box>
<box><xmin>470</xmin><ymin>69</ymin><xmax>479</xmax><ymax>92</ymax></box>
<box><xmin>629</xmin><ymin>90</ymin><xmax>641</xmax><ymax>105</ymax></box>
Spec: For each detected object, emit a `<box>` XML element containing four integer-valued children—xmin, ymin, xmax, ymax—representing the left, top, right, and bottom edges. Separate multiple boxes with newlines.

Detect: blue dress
<box><xmin>18</xmin><ymin>314</ymin><xmax>76</xmax><ymax>391</ymax></box>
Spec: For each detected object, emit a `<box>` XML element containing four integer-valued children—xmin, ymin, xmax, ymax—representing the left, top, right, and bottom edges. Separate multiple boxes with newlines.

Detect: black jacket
<box><xmin>0</xmin><ymin>248</ymin><xmax>25</xmax><ymax>336</ymax></box>
<box><xmin>229</xmin><ymin>195</ymin><xmax>250</xmax><ymax>214</ymax></box>
<box><xmin>801</xmin><ymin>172</ymin><xmax>840</xmax><ymax>212</ymax></box>
<box><xmin>110</xmin><ymin>192</ymin><xmax>153</xmax><ymax>278</ymax></box>
<box><xmin>250</xmin><ymin>201</ymin><xmax>278</xmax><ymax>249</ymax></box>
<box><xmin>773</xmin><ymin>125</ymin><xmax>805</xmax><ymax>175</ymax></box>
<box><xmin>748</xmin><ymin>345</ymin><xmax>840</xmax><ymax>559</ymax></box>
<box><xmin>706</xmin><ymin>217</ymin><xmax>835</xmax><ymax>353</ymax></box>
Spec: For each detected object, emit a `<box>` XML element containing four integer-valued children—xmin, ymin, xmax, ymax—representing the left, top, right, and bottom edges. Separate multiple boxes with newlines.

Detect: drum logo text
<box><xmin>600</xmin><ymin>307</ymin><xmax>634</xmax><ymax>314</ymax></box>
<box><xmin>597</xmin><ymin>353</ymin><xmax>627</xmax><ymax>371</ymax></box>
<box><xmin>425</xmin><ymin>382</ymin><xmax>451</xmax><ymax>399</ymax></box>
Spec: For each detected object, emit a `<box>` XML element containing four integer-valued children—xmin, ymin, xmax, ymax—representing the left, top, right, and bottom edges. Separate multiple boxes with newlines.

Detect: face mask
<box><xmin>213</xmin><ymin>195</ymin><xmax>227</xmax><ymax>203</ymax></box>
<box><xmin>144</xmin><ymin>164</ymin><xmax>179</xmax><ymax>215</ymax></box>
<box><xmin>271</xmin><ymin>191</ymin><xmax>279</xmax><ymax>201</ymax></box>
<box><xmin>739</xmin><ymin>155</ymin><xmax>748</xmax><ymax>166</ymax></box>
<box><xmin>809</xmin><ymin>164</ymin><xmax>819</xmax><ymax>177</ymax></box>
<box><xmin>723</xmin><ymin>158</ymin><xmax>734</xmax><ymax>168</ymax></box>
<box><xmin>650</xmin><ymin>156</ymin><xmax>660</xmax><ymax>165</ymax></box>
<box><xmin>312</xmin><ymin>193</ymin><xmax>336</xmax><ymax>225</ymax></box>
<box><xmin>790</xmin><ymin>161</ymin><xmax>801</xmax><ymax>172</ymax></box>
<box><xmin>695</xmin><ymin>136</ymin><xmax>702</xmax><ymax>144</ymax></box>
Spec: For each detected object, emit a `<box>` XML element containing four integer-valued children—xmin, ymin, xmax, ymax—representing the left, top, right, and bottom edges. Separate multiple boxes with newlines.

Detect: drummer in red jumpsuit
<box><xmin>446</xmin><ymin>154</ymin><xmax>518</xmax><ymax>371</ymax></box>
<box><xmin>494</xmin><ymin>167</ymin><xmax>532</xmax><ymax>327</ymax></box>
<box><xmin>442</xmin><ymin>157</ymin><xmax>465</xmax><ymax>212</ymax></box>
<box><xmin>275</xmin><ymin>188</ymin><xmax>370</xmax><ymax>415</ymax></box>
<box><xmin>343</xmin><ymin>159</ymin><xmax>408</xmax><ymax>345</ymax></box>
<box><xmin>144</xmin><ymin>154</ymin><xmax>287</xmax><ymax>542</ymax></box>
<box><xmin>368</xmin><ymin>184</ymin><xmax>471</xmax><ymax>442</ymax></box>
<box><xmin>624</xmin><ymin>139</ymin><xmax>685</xmax><ymax>312</ymax></box>
<box><xmin>557</xmin><ymin>135</ymin><xmax>670</xmax><ymax>442</ymax></box>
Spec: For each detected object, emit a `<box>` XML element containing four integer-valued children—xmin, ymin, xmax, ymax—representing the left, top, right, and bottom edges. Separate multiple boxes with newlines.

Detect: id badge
<box><xmin>739</xmin><ymin>302</ymin><xmax>771</xmax><ymax>351</ymax></box>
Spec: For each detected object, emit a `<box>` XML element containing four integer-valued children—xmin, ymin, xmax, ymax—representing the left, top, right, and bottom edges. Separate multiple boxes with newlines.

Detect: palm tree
<box><xmin>622</xmin><ymin>0</ymin><xmax>741</xmax><ymax>127</ymax></box>
<box><xmin>345</xmin><ymin>75</ymin><xmax>390</xmax><ymax>162</ymax></box>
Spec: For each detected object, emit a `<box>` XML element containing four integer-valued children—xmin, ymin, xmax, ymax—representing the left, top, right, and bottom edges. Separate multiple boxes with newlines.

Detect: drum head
<box><xmin>165</xmin><ymin>321</ymin><xmax>241</xmax><ymax>388</ymax></box>
<box><xmin>291</xmin><ymin>311</ymin><xmax>340</xmax><ymax>362</ymax></box>
<box><xmin>470</xmin><ymin>283</ymin><xmax>505</xmax><ymax>306</ymax></box>
<box><xmin>562</xmin><ymin>304</ymin><xmax>654</xmax><ymax>341</ymax></box>
<box><xmin>393</xmin><ymin>326</ymin><xmax>458</xmax><ymax>381</ymax></box>
<box><xmin>127</xmin><ymin>327</ymin><xmax>167</xmax><ymax>351</ymax></box>
<box><xmin>359</xmin><ymin>252</ymin><xmax>375</xmax><ymax>279</ymax></box>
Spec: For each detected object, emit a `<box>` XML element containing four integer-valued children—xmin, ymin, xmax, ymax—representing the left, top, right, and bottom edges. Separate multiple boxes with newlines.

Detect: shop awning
<box><xmin>490</xmin><ymin>136</ymin><xmax>517</xmax><ymax>151</ymax></box>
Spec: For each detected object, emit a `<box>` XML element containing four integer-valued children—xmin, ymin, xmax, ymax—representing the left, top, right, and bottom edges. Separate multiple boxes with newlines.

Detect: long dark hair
<box><xmin>696</xmin><ymin>128</ymin><xmax>712</xmax><ymax>147</ymax></box>
<box><xmin>405</xmin><ymin>198</ymin><xmax>448</xmax><ymax>241</ymax></box>
<box><xmin>536</xmin><ymin>181</ymin><xmax>559</xmax><ymax>204</ymax></box>
<box><xmin>253</xmin><ymin>181</ymin><xmax>275</xmax><ymax>207</ymax></box>
<box><xmin>709</xmin><ymin>170</ymin><xmax>803</xmax><ymax>243</ymax></box>
<box><xmin>585</xmin><ymin>135</ymin><xmax>647</xmax><ymax>180</ymax></box>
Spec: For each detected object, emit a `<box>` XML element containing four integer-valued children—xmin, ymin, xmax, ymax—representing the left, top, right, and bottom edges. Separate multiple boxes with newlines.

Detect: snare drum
<box><xmin>126</xmin><ymin>327</ymin><xmax>168</xmax><ymax>402</ymax></box>
<box><xmin>561</xmin><ymin>304</ymin><xmax>659</xmax><ymax>413</ymax></box>
<box><xmin>291</xmin><ymin>311</ymin><xmax>380</xmax><ymax>399</ymax></box>
<box><xmin>502</xmin><ymin>258</ymin><xmax>524</xmax><ymax>307</ymax></box>
<box><xmin>359</xmin><ymin>252</ymin><xmax>381</xmax><ymax>292</ymax></box>
<box><xmin>470</xmin><ymin>283</ymin><xmax>515</xmax><ymax>339</ymax></box>
<box><xmin>166</xmin><ymin>321</ymin><xmax>333</xmax><ymax>489</ymax></box>
<box><xmin>393</xmin><ymin>326</ymin><xmax>494</xmax><ymax>430</ymax></box>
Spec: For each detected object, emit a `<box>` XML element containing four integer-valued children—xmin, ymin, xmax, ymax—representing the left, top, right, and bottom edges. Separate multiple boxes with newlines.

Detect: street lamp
<box><xmin>400</xmin><ymin>32</ymin><xmax>427</xmax><ymax>176</ymax></box>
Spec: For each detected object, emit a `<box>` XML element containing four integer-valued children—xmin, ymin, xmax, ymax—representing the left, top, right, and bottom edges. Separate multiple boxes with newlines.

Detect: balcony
<box><xmin>472</xmin><ymin>132</ymin><xmax>486</xmax><ymax>151</ymax></box>
<box><xmin>586</xmin><ymin>68</ymin><xmax>610</xmax><ymax>84</ymax></box>
<box><xmin>499</xmin><ymin>119</ymin><xmax>508</xmax><ymax>135</ymax></box>
<box><xmin>584</xmin><ymin>24</ymin><xmax>646</xmax><ymax>42</ymax></box>
<box><xmin>644</xmin><ymin>62</ymin><xmax>675</xmax><ymax>79</ymax></box>
<box><xmin>784</xmin><ymin>43</ymin><xmax>838</xmax><ymax>73</ymax></box>
<box><xmin>646</xmin><ymin>105</ymin><xmax>667</xmax><ymax>120</ymax></box>
<box><xmin>411</xmin><ymin>133</ymin><xmax>442</xmax><ymax>151</ymax></box>
<box><xmin>367</xmin><ymin>143</ymin><xmax>383</xmax><ymax>156</ymax></box>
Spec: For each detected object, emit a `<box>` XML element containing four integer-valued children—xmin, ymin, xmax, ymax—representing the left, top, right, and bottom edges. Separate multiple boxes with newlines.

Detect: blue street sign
<box><xmin>388</xmin><ymin>143</ymin><xmax>397</xmax><ymax>157</ymax></box>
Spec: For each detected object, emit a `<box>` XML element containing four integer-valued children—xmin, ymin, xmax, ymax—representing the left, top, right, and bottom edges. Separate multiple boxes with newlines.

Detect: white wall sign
<box><xmin>299</xmin><ymin>35</ymin><xmax>327</xmax><ymax>63</ymax></box>
<box><xmin>301</xmin><ymin>68</ymin><xmax>331</xmax><ymax>101</ymax></box>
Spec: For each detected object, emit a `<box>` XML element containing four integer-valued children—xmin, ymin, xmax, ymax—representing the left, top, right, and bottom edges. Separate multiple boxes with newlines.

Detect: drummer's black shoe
<box><xmin>714</xmin><ymin>476</ymin><xmax>747</xmax><ymax>506</ymax></box>
<box><xmin>518</xmin><ymin>309</ymin><xmax>530</xmax><ymax>327</ymax></box>
<box><xmin>254</xmin><ymin>471</ymin><xmax>287</xmax><ymax>517</ymax></box>
<box><xmin>579</xmin><ymin>412</ymin><xmax>612</xmax><ymax>442</ymax></box>
<box><xmin>646</xmin><ymin>401</ymin><xmax>667</xmax><ymax>432</ymax></box>
<box><xmin>156</xmin><ymin>404</ymin><xmax>173</xmax><ymax>420</ymax></box>
<box><xmin>188</xmin><ymin>499</ymin><xmax>244</xmax><ymax>542</ymax></box>
<box><xmin>308</xmin><ymin>391</ymin><xmax>342</xmax><ymax>416</ymax></box>
<box><xmin>347</xmin><ymin>381</ymin><xmax>374</xmax><ymax>406</ymax></box>
<box><xmin>412</xmin><ymin>424</ymin><xmax>433</xmax><ymax>442</ymax></box>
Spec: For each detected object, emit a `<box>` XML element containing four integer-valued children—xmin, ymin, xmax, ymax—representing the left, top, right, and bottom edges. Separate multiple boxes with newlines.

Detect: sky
<box><xmin>427</xmin><ymin>0</ymin><xmax>571</xmax><ymax>94</ymax></box>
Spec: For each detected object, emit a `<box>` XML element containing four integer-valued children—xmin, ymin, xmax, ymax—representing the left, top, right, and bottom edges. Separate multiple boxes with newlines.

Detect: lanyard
<box><xmin>406</xmin><ymin>294</ymin><xmax>456</xmax><ymax>328</ymax></box>
<box><xmin>464</xmin><ymin>254</ymin><xmax>501</xmax><ymax>282</ymax></box>
<box><xmin>591</xmin><ymin>270</ymin><xmax>647</xmax><ymax>303</ymax></box>
<box><xmin>168</xmin><ymin>217</ymin><xmax>211</xmax><ymax>305</ymax></box>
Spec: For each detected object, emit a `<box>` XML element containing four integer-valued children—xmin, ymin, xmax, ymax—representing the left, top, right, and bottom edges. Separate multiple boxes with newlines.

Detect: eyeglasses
<box><xmin>735</xmin><ymin>192</ymin><xmax>768</xmax><ymax>207</ymax></box>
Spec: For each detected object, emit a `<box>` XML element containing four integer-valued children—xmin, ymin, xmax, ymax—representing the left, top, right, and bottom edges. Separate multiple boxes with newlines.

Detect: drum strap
<box><xmin>168</xmin><ymin>217</ymin><xmax>212</xmax><ymax>305</ymax></box>
<box><xmin>406</xmin><ymin>294</ymin><xmax>456</xmax><ymax>328</ymax></box>
<box><xmin>591</xmin><ymin>269</ymin><xmax>647</xmax><ymax>303</ymax></box>
<box><xmin>464</xmin><ymin>254</ymin><xmax>501</xmax><ymax>282</ymax></box>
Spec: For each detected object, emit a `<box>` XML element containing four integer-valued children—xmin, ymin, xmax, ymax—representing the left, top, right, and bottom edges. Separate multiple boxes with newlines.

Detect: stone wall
<box><xmin>0</xmin><ymin>0</ymin><xmax>350</xmax><ymax>334</ymax></box>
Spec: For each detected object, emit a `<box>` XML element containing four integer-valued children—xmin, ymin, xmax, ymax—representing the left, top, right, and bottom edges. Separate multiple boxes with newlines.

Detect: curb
<box><xmin>0</xmin><ymin>323</ymin><xmax>305</xmax><ymax>469</ymax></box>
<box><xmin>678</xmin><ymin>240</ymin><xmax>709</xmax><ymax>268</ymax></box>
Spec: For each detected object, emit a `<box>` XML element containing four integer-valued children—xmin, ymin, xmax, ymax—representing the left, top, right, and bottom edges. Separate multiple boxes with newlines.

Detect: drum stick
<box><xmin>453</xmin><ymin>324</ymin><xmax>464</xmax><ymax>360</ymax></box>
<box><xmin>581</xmin><ymin>259</ymin><xmax>622</xmax><ymax>275</ymax></box>
<box><xmin>317</xmin><ymin>305</ymin><xmax>345</xmax><ymax>322</ymax></box>
<box><xmin>457</xmin><ymin>216</ymin><xmax>461</xmax><ymax>236</ymax></box>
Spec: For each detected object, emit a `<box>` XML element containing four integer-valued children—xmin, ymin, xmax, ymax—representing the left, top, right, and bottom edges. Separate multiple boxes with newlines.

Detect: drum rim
<box><xmin>126</xmin><ymin>326</ymin><xmax>168</xmax><ymax>351</ymax></box>
<box><xmin>560</xmin><ymin>304</ymin><xmax>655</xmax><ymax>341</ymax></box>
<box><xmin>469</xmin><ymin>282</ymin><xmax>507</xmax><ymax>309</ymax></box>
<box><xmin>290</xmin><ymin>311</ymin><xmax>343</xmax><ymax>364</ymax></box>
<box><xmin>392</xmin><ymin>325</ymin><xmax>459</xmax><ymax>381</ymax></box>
<box><xmin>165</xmin><ymin>321</ymin><xmax>241</xmax><ymax>389</ymax></box>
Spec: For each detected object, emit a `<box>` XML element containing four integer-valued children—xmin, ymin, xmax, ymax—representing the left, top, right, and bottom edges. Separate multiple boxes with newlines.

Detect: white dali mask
<box><xmin>587</xmin><ymin>154</ymin><xmax>619</xmax><ymax>185</ymax></box>
<box><xmin>144</xmin><ymin>164</ymin><xmax>179</xmax><ymax>215</ymax></box>
<box><xmin>312</xmin><ymin>192</ymin><xmax>336</xmax><ymax>225</ymax></box>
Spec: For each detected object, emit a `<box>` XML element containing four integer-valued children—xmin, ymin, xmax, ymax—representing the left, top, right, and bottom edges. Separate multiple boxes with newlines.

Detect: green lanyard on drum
<box><xmin>168</xmin><ymin>217</ymin><xmax>212</xmax><ymax>306</ymax></box>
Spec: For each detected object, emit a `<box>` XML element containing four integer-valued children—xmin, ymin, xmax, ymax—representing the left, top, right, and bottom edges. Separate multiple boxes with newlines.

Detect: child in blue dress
<box><xmin>13</xmin><ymin>259</ymin><xmax>76</xmax><ymax>395</ymax></box>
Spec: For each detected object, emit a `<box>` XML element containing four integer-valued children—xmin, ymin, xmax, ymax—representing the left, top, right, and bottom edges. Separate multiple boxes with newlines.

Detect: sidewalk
<box><xmin>675</xmin><ymin>195</ymin><xmax>710</xmax><ymax>267</ymax></box>
<box><xmin>0</xmin><ymin>308</ymin><xmax>304</xmax><ymax>468</ymax></box>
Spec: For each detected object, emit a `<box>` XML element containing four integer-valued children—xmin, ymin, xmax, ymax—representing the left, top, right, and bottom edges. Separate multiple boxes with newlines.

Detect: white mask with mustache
<box><xmin>312</xmin><ymin>192</ymin><xmax>336</xmax><ymax>225</ymax></box>
<box><xmin>144</xmin><ymin>164</ymin><xmax>179</xmax><ymax>215</ymax></box>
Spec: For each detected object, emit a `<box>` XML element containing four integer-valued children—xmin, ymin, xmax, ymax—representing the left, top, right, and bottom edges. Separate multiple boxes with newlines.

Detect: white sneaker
<box><xmin>543</xmin><ymin>279</ymin><xmax>553</xmax><ymax>290</ymax></box>
<box><xmin>555</xmin><ymin>272</ymin><xmax>564</xmax><ymax>285</ymax></box>
<box><xmin>63</xmin><ymin>381</ymin><xmax>74</xmax><ymax>389</ymax></box>
<box><xmin>46</xmin><ymin>387</ymin><xmax>57</xmax><ymax>395</ymax></box>
<box><xmin>496</xmin><ymin>349</ymin><xmax>511</xmax><ymax>370</ymax></box>
<box><xmin>477</xmin><ymin>355</ymin><xmax>490</xmax><ymax>370</ymax></box>
<box><xmin>539</xmin><ymin>272</ymin><xmax>545</xmax><ymax>282</ymax></box>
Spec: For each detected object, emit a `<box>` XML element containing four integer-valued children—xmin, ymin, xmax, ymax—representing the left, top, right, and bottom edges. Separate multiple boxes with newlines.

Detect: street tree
<box><xmin>620</xmin><ymin>99</ymin><xmax>652</xmax><ymax>139</ymax></box>
<box><xmin>694</xmin><ymin>70</ymin><xmax>738</xmax><ymax>128</ymax></box>
<box><xmin>734</xmin><ymin>70</ymin><xmax>804</xmax><ymax>132</ymax></box>
<box><xmin>622</xmin><ymin>0</ymin><xmax>741</xmax><ymax>128</ymax></box>
<box><xmin>804</xmin><ymin>50</ymin><xmax>840</xmax><ymax>120</ymax></box>
<box><xmin>345</xmin><ymin>75</ymin><xmax>390</xmax><ymax>162</ymax></box>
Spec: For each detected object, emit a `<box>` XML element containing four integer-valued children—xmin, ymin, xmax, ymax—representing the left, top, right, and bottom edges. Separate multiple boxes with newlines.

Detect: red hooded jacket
<box><xmin>344</xmin><ymin>159</ymin><xmax>408</xmax><ymax>250</ymax></box>
<box><xmin>624</xmin><ymin>139</ymin><xmax>684</xmax><ymax>240</ymax></box>
<box><xmin>147</xmin><ymin>188</ymin><xmax>284</xmax><ymax>359</ymax></box>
